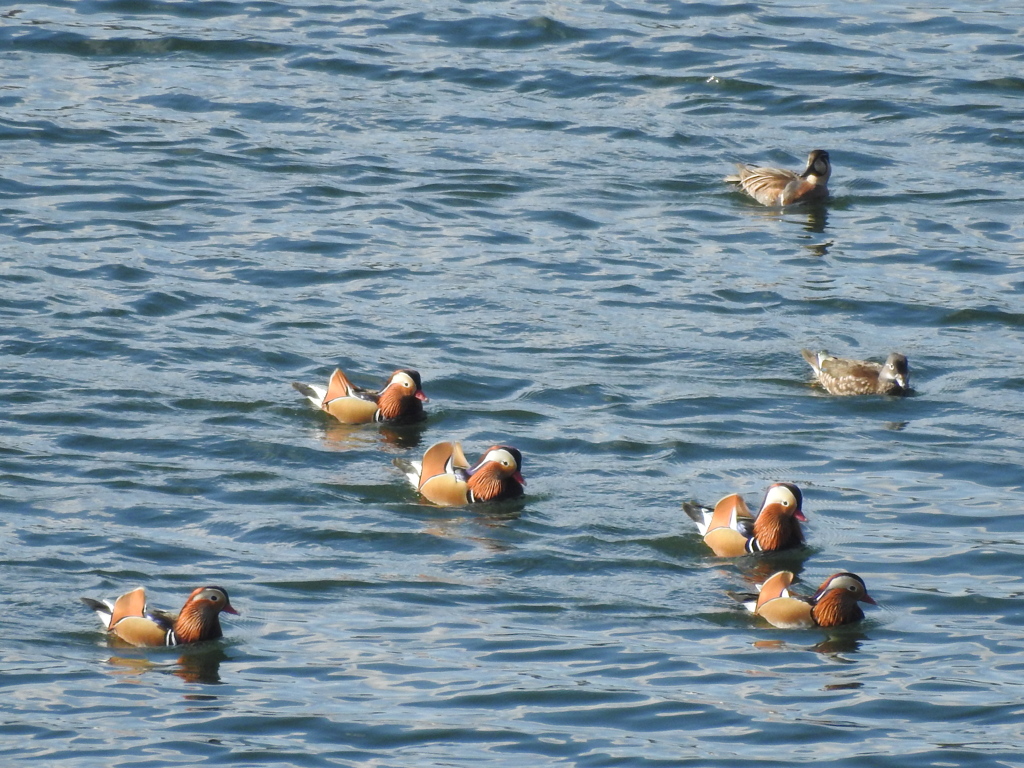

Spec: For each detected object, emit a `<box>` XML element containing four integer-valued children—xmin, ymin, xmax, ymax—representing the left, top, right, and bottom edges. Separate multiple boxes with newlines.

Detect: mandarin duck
<box><xmin>725</xmin><ymin>149</ymin><xmax>831</xmax><ymax>206</ymax></box>
<box><xmin>682</xmin><ymin>483</ymin><xmax>806</xmax><ymax>556</ymax></box>
<box><xmin>293</xmin><ymin>368</ymin><xmax>428</xmax><ymax>424</ymax></box>
<box><xmin>81</xmin><ymin>586</ymin><xmax>238</xmax><ymax>647</ymax></box>
<box><xmin>394</xmin><ymin>441</ymin><xmax>525</xmax><ymax>506</ymax></box>
<box><xmin>801</xmin><ymin>349</ymin><xmax>909</xmax><ymax>396</ymax></box>
<box><xmin>744</xmin><ymin>570</ymin><xmax>876</xmax><ymax>628</ymax></box>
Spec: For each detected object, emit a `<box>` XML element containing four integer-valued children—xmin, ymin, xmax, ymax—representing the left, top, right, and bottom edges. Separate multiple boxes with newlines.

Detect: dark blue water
<box><xmin>2</xmin><ymin>1</ymin><xmax>1024</xmax><ymax>766</ymax></box>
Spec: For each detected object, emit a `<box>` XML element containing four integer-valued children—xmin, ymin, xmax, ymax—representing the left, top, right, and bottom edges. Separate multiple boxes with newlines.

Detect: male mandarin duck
<box><xmin>394</xmin><ymin>441</ymin><xmax>525</xmax><ymax>506</ymax></box>
<box><xmin>801</xmin><ymin>349</ymin><xmax>909</xmax><ymax>396</ymax></box>
<box><xmin>81</xmin><ymin>586</ymin><xmax>238</xmax><ymax>647</ymax></box>
<box><xmin>744</xmin><ymin>570</ymin><xmax>876</xmax><ymax>628</ymax></box>
<box><xmin>293</xmin><ymin>368</ymin><xmax>428</xmax><ymax>424</ymax></box>
<box><xmin>725</xmin><ymin>149</ymin><xmax>831</xmax><ymax>206</ymax></box>
<box><xmin>682</xmin><ymin>483</ymin><xmax>806</xmax><ymax>556</ymax></box>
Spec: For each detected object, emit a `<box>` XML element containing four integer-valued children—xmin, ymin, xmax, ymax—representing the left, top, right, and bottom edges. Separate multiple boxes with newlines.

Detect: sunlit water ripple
<box><xmin>2</xmin><ymin>1</ymin><xmax>1024</xmax><ymax>766</ymax></box>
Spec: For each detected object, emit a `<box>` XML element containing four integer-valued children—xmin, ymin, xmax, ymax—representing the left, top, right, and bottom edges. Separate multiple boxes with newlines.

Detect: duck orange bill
<box><xmin>513</xmin><ymin>471</ymin><xmax>525</xmax><ymax>486</ymax></box>
<box><xmin>794</xmin><ymin>510</ymin><xmax>807</xmax><ymax>521</ymax></box>
<box><xmin>415</xmin><ymin>390</ymin><xmax>429</xmax><ymax>402</ymax></box>
<box><xmin>223</xmin><ymin>604</ymin><xmax>240</xmax><ymax>615</ymax></box>
<box><xmin>861</xmin><ymin>592</ymin><xmax>877</xmax><ymax>605</ymax></box>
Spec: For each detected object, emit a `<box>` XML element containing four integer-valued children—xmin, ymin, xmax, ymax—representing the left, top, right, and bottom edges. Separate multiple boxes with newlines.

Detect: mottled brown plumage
<box><xmin>293</xmin><ymin>368</ymin><xmax>428</xmax><ymax>424</ymax></box>
<box><xmin>801</xmin><ymin>349</ymin><xmax>909</xmax><ymax>396</ymax></box>
<box><xmin>682</xmin><ymin>483</ymin><xmax>806</xmax><ymax>556</ymax></box>
<box><xmin>725</xmin><ymin>149</ymin><xmax>831</xmax><ymax>206</ymax></box>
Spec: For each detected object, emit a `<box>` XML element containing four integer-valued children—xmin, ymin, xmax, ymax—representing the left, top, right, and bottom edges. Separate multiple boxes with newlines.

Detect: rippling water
<box><xmin>2</xmin><ymin>1</ymin><xmax>1024</xmax><ymax>765</ymax></box>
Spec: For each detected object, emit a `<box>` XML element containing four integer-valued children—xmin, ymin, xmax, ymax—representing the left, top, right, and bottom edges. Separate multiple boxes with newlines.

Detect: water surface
<box><xmin>2</xmin><ymin>1</ymin><xmax>1024</xmax><ymax>766</ymax></box>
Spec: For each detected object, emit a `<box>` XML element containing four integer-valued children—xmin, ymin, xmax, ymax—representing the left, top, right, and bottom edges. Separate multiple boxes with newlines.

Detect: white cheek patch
<box><xmin>484</xmin><ymin>449</ymin><xmax>516</xmax><ymax>468</ymax></box>
<box><xmin>766</xmin><ymin>487</ymin><xmax>797</xmax><ymax>508</ymax></box>
<box><xmin>826</xmin><ymin>576</ymin><xmax>858</xmax><ymax>593</ymax></box>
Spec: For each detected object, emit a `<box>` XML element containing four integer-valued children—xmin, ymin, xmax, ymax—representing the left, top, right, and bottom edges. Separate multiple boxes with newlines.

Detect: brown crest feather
<box><xmin>752</xmin><ymin>505</ymin><xmax>803</xmax><ymax>551</ymax></box>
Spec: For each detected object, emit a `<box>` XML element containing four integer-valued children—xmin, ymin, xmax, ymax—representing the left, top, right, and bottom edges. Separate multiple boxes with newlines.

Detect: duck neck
<box><xmin>173</xmin><ymin>608</ymin><xmax>223</xmax><ymax>643</ymax></box>
<box><xmin>377</xmin><ymin>388</ymin><xmax>421</xmax><ymax>421</ymax></box>
<box><xmin>812</xmin><ymin>591</ymin><xmax>864</xmax><ymax>628</ymax></box>
<box><xmin>467</xmin><ymin>467</ymin><xmax>516</xmax><ymax>502</ymax></box>
<box><xmin>753</xmin><ymin>507</ymin><xmax>801</xmax><ymax>550</ymax></box>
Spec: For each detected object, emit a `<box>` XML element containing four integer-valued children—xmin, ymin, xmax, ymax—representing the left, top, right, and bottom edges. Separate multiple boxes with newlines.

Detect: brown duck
<box><xmin>293</xmin><ymin>368</ymin><xmax>428</xmax><ymax>424</ymax></box>
<box><xmin>683</xmin><ymin>483</ymin><xmax>806</xmax><ymax>556</ymax></box>
<box><xmin>745</xmin><ymin>571</ymin><xmax>876</xmax><ymax>628</ymax></box>
<box><xmin>725</xmin><ymin>149</ymin><xmax>831</xmax><ymax>206</ymax></box>
<box><xmin>395</xmin><ymin>441</ymin><xmax>525</xmax><ymax>506</ymax></box>
<box><xmin>82</xmin><ymin>586</ymin><xmax>238</xmax><ymax>646</ymax></box>
<box><xmin>801</xmin><ymin>349</ymin><xmax>909</xmax><ymax>395</ymax></box>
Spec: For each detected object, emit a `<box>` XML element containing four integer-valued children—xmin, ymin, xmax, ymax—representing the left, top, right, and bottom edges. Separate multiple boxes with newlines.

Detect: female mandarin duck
<box><xmin>801</xmin><ymin>349</ymin><xmax>909</xmax><ymax>396</ymax></box>
<box><xmin>81</xmin><ymin>586</ymin><xmax>238</xmax><ymax>646</ymax></box>
<box><xmin>395</xmin><ymin>441</ymin><xmax>525</xmax><ymax>506</ymax></box>
<box><xmin>293</xmin><ymin>368</ymin><xmax>428</xmax><ymax>424</ymax></box>
<box><xmin>725</xmin><ymin>149</ymin><xmax>831</xmax><ymax>206</ymax></box>
<box><xmin>745</xmin><ymin>570</ymin><xmax>876</xmax><ymax>628</ymax></box>
<box><xmin>682</xmin><ymin>483</ymin><xmax>806</xmax><ymax>556</ymax></box>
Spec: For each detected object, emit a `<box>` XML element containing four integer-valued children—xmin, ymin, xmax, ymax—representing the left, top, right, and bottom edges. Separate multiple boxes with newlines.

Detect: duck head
<box><xmin>811</xmin><ymin>572</ymin><xmax>876</xmax><ymax>627</ymax></box>
<box><xmin>879</xmin><ymin>354</ymin><xmax>909</xmax><ymax>392</ymax></box>
<box><xmin>466</xmin><ymin>446</ymin><xmax>525</xmax><ymax>502</ymax></box>
<box><xmin>377</xmin><ymin>369</ymin><xmax>429</xmax><ymax>420</ymax></box>
<box><xmin>801</xmin><ymin>149</ymin><xmax>831</xmax><ymax>184</ymax></box>
<box><xmin>175</xmin><ymin>586</ymin><xmax>239</xmax><ymax>644</ymax></box>
<box><xmin>752</xmin><ymin>483</ymin><xmax>806</xmax><ymax>551</ymax></box>
<box><xmin>761</xmin><ymin>483</ymin><xmax>806</xmax><ymax>521</ymax></box>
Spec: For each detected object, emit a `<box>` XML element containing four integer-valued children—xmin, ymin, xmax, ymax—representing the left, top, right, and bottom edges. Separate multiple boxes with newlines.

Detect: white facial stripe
<box><xmin>766</xmin><ymin>486</ymin><xmax>797</xmax><ymax>508</ymax></box>
<box><xmin>484</xmin><ymin>449</ymin><xmax>516</xmax><ymax>468</ymax></box>
<box><xmin>391</xmin><ymin>373</ymin><xmax>414</xmax><ymax>388</ymax></box>
<box><xmin>827</xmin><ymin>576</ymin><xmax>861</xmax><ymax>593</ymax></box>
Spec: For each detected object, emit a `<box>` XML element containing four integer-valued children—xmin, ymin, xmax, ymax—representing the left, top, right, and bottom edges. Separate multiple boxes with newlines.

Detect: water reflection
<box><xmin>739</xmin><ymin>203</ymin><xmax>829</xmax><ymax>235</ymax></box>
<box><xmin>823</xmin><ymin>681</ymin><xmax>865</xmax><ymax>690</ymax></box>
<box><xmin>377</xmin><ymin>424</ymin><xmax>427</xmax><ymax>450</ymax></box>
<box><xmin>419</xmin><ymin>501</ymin><xmax>523</xmax><ymax>552</ymax></box>
<box><xmin>751</xmin><ymin>630</ymin><xmax>866</xmax><ymax>658</ymax></box>
<box><xmin>803</xmin><ymin>240</ymin><xmax>833</xmax><ymax>258</ymax></box>
<box><xmin>99</xmin><ymin>646</ymin><xmax>228</xmax><ymax>685</ymax></box>
<box><xmin>175</xmin><ymin>646</ymin><xmax>229</xmax><ymax>684</ymax></box>
<box><xmin>319</xmin><ymin>422</ymin><xmax>426</xmax><ymax>451</ymax></box>
<box><xmin>734</xmin><ymin>553</ymin><xmax>811</xmax><ymax>587</ymax></box>
<box><xmin>802</xmin><ymin>205</ymin><xmax>829</xmax><ymax>234</ymax></box>
<box><xmin>738</xmin><ymin>203</ymin><xmax>830</xmax><ymax>256</ymax></box>
<box><xmin>813</xmin><ymin>632</ymin><xmax>867</xmax><ymax>657</ymax></box>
